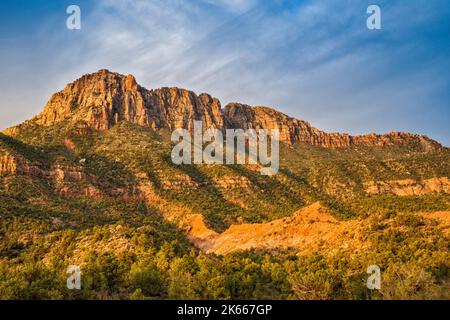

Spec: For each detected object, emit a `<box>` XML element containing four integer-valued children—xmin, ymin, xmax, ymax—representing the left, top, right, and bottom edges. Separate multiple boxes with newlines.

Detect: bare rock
<box><xmin>14</xmin><ymin>69</ymin><xmax>442</xmax><ymax>150</ymax></box>
<box><xmin>365</xmin><ymin>177</ymin><xmax>450</xmax><ymax>196</ymax></box>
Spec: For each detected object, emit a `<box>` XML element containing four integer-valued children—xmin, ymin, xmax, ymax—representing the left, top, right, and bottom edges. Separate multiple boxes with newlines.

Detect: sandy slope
<box><xmin>187</xmin><ymin>202</ymin><xmax>450</xmax><ymax>255</ymax></box>
<box><xmin>188</xmin><ymin>203</ymin><xmax>366</xmax><ymax>255</ymax></box>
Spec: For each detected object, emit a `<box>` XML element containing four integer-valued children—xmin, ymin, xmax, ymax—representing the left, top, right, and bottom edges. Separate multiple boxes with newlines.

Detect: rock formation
<box><xmin>365</xmin><ymin>177</ymin><xmax>450</xmax><ymax>196</ymax></box>
<box><xmin>32</xmin><ymin>69</ymin><xmax>223</xmax><ymax>132</ymax></box>
<box><xmin>12</xmin><ymin>69</ymin><xmax>441</xmax><ymax>149</ymax></box>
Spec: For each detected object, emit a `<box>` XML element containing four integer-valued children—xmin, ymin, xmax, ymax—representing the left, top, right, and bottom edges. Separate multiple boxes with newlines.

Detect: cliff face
<box><xmin>221</xmin><ymin>103</ymin><xmax>441</xmax><ymax>148</ymax></box>
<box><xmin>24</xmin><ymin>69</ymin><xmax>441</xmax><ymax>149</ymax></box>
<box><xmin>33</xmin><ymin>69</ymin><xmax>223</xmax><ymax>132</ymax></box>
<box><xmin>35</xmin><ymin>70</ymin><xmax>148</xmax><ymax>130</ymax></box>
<box><xmin>365</xmin><ymin>177</ymin><xmax>450</xmax><ymax>196</ymax></box>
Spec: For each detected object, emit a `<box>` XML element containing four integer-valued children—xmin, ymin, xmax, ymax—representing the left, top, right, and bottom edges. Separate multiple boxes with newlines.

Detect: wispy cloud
<box><xmin>203</xmin><ymin>0</ymin><xmax>258</xmax><ymax>13</ymax></box>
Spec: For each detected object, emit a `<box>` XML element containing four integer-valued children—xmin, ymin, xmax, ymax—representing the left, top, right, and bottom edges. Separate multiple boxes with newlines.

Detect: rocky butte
<box><xmin>4</xmin><ymin>69</ymin><xmax>442</xmax><ymax>150</ymax></box>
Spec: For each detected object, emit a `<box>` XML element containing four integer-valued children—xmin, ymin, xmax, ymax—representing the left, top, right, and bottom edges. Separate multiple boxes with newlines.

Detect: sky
<box><xmin>0</xmin><ymin>0</ymin><xmax>449</xmax><ymax>145</ymax></box>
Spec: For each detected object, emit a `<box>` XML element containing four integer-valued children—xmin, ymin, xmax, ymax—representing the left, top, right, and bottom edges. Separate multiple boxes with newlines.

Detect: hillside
<box><xmin>0</xmin><ymin>70</ymin><xmax>449</xmax><ymax>300</ymax></box>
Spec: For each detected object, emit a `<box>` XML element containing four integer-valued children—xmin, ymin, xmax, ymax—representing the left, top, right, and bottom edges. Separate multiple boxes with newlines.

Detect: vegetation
<box><xmin>0</xmin><ymin>121</ymin><xmax>449</xmax><ymax>299</ymax></box>
<box><xmin>0</xmin><ymin>207</ymin><xmax>448</xmax><ymax>300</ymax></box>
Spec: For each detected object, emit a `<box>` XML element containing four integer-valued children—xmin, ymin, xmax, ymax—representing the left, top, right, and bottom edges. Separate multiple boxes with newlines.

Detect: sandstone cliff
<box><xmin>32</xmin><ymin>69</ymin><xmax>223</xmax><ymax>132</ymax></box>
<box><xmin>365</xmin><ymin>177</ymin><xmax>450</xmax><ymax>196</ymax></box>
<box><xmin>222</xmin><ymin>103</ymin><xmax>440</xmax><ymax>148</ymax></box>
<box><xmin>9</xmin><ymin>69</ymin><xmax>441</xmax><ymax>149</ymax></box>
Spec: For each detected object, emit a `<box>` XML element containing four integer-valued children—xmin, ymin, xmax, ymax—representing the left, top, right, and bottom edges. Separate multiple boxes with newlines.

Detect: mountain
<box><xmin>0</xmin><ymin>69</ymin><xmax>449</xmax><ymax>300</ymax></box>
<box><xmin>10</xmin><ymin>69</ymin><xmax>440</xmax><ymax>149</ymax></box>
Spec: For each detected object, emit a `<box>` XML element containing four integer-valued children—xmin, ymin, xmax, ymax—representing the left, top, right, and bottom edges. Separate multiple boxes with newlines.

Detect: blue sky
<box><xmin>1</xmin><ymin>0</ymin><xmax>449</xmax><ymax>145</ymax></box>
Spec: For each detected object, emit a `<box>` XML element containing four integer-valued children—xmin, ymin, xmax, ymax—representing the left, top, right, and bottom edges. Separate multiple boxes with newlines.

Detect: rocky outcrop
<box><xmin>35</xmin><ymin>71</ymin><xmax>150</xmax><ymax>130</ymax></box>
<box><xmin>222</xmin><ymin>103</ymin><xmax>440</xmax><ymax>148</ymax></box>
<box><xmin>213</xmin><ymin>176</ymin><xmax>253</xmax><ymax>189</ymax></box>
<box><xmin>33</xmin><ymin>69</ymin><xmax>223</xmax><ymax>132</ymax></box>
<box><xmin>195</xmin><ymin>202</ymin><xmax>367</xmax><ymax>255</ymax></box>
<box><xmin>155</xmin><ymin>174</ymin><xmax>254</xmax><ymax>191</ymax></box>
<box><xmin>0</xmin><ymin>154</ymin><xmax>46</xmax><ymax>177</ymax></box>
<box><xmin>0</xmin><ymin>153</ymin><xmax>106</xmax><ymax>197</ymax></box>
<box><xmin>0</xmin><ymin>154</ymin><xmax>20</xmax><ymax>175</ymax></box>
<box><xmin>365</xmin><ymin>177</ymin><xmax>450</xmax><ymax>196</ymax></box>
<box><xmin>160</xmin><ymin>174</ymin><xmax>199</xmax><ymax>190</ymax></box>
<box><xmin>14</xmin><ymin>69</ymin><xmax>441</xmax><ymax>149</ymax></box>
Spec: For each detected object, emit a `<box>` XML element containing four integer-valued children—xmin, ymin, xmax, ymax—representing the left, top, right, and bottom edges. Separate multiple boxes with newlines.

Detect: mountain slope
<box><xmin>0</xmin><ymin>70</ymin><xmax>449</xmax><ymax>300</ymax></box>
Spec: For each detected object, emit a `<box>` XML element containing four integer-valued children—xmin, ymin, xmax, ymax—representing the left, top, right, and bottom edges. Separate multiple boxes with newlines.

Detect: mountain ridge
<box><xmin>3</xmin><ymin>69</ymin><xmax>443</xmax><ymax>150</ymax></box>
<box><xmin>1</xmin><ymin>70</ymin><xmax>449</xmax><ymax>300</ymax></box>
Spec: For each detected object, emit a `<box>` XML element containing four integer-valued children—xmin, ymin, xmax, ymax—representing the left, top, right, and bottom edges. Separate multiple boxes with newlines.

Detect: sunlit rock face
<box><xmin>31</xmin><ymin>69</ymin><xmax>441</xmax><ymax>149</ymax></box>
